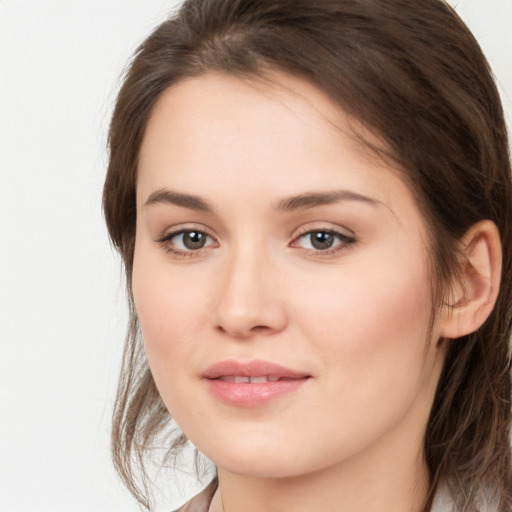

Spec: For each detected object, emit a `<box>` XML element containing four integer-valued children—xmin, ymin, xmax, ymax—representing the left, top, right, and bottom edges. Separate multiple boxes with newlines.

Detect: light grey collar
<box><xmin>431</xmin><ymin>481</ymin><xmax>499</xmax><ymax>512</ymax></box>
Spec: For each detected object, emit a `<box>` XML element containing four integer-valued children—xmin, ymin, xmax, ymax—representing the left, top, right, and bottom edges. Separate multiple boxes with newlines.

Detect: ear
<box><xmin>438</xmin><ymin>220</ymin><xmax>502</xmax><ymax>339</ymax></box>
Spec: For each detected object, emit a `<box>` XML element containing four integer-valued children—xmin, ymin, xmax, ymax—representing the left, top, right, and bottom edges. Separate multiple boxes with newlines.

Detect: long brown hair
<box><xmin>103</xmin><ymin>1</ymin><xmax>512</xmax><ymax>510</ymax></box>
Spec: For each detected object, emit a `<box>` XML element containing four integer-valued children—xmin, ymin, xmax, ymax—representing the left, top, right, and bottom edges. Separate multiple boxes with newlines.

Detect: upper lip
<box><xmin>201</xmin><ymin>359</ymin><xmax>311</xmax><ymax>380</ymax></box>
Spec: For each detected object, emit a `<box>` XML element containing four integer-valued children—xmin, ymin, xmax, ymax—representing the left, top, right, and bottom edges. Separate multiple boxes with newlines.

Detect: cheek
<box><xmin>131</xmin><ymin>246</ymin><xmax>204</xmax><ymax>384</ymax></box>
<box><xmin>306</xmin><ymin>268</ymin><xmax>430</xmax><ymax>353</ymax></box>
<box><xmin>132</xmin><ymin>264</ymin><xmax>211</xmax><ymax>432</ymax></box>
<box><xmin>277</xmin><ymin>253</ymin><xmax>436</xmax><ymax>466</ymax></box>
<box><xmin>292</xmin><ymin>248</ymin><xmax>434</xmax><ymax>406</ymax></box>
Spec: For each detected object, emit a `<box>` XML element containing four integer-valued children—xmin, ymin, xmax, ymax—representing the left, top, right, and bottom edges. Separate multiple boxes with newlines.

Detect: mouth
<box><xmin>202</xmin><ymin>359</ymin><xmax>311</xmax><ymax>407</ymax></box>
<box><xmin>215</xmin><ymin>375</ymin><xmax>295</xmax><ymax>383</ymax></box>
<box><xmin>202</xmin><ymin>359</ymin><xmax>311</xmax><ymax>381</ymax></box>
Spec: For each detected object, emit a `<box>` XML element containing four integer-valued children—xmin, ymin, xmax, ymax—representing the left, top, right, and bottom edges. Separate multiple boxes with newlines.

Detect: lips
<box><xmin>217</xmin><ymin>375</ymin><xmax>281</xmax><ymax>383</ymax></box>
<box><xmin>202</xmin><ymin>359</ymin><xmax>311</xmax><ymax>407</ymax></box>
<box><xmin>202</xmin><ymin>359</ymin><xmax>310</xmax><ymax>379</ymax></box>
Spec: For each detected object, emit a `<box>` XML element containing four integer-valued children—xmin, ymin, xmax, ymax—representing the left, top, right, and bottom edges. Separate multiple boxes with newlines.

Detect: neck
<box><xmin>214</xmin><ymin>422</ymin><xmax>430</xmax><ymax>512</ymax></box>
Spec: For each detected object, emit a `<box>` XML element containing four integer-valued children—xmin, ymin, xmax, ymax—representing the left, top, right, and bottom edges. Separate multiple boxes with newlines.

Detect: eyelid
<box><xmin>156</xmin><ymin>222</ymin><xmax>216</xmax><ymax>241</ymax></box>
<box><xmin>290</xmin><ymin>223</ymin><xmax>356</xmax><ymax>254</ymax></box>
<box><xmin>291</xmin><ymin>222</ymin><xmax>355</xmax><ymax>241</ymax></box>
<box><xmin>156</xmin><ymin>224</ymin><xmax>219</xmax><ymax>257</ymax></box>
<box><xmin>154</xmin><ymin>222</ymin><xmax>355</xmax><ymax>257</ymax></box>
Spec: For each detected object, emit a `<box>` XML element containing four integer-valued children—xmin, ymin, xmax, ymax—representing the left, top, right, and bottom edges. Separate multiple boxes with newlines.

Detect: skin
<box><xmin>133</xmin><ymin>72</ymin><xmax>456</xmax><ymax>512</ymax></box>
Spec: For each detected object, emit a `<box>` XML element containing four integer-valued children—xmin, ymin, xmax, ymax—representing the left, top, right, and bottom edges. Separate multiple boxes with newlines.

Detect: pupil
<box><xmin>184</xmin><ymin>231</ymin><xmax>206</xmax><ymax>249</ymax></box>
<box><xmin>311</xmin><ymin>231</ymin><xmax>334</xmax><ymax>250</ymax></box>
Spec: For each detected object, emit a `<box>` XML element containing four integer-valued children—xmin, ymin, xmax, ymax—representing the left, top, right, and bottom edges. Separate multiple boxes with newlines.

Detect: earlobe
<box><xmin>439</xmin><ymin>220</ymin><xmax>502</xmax><ymax>339</ymax></box>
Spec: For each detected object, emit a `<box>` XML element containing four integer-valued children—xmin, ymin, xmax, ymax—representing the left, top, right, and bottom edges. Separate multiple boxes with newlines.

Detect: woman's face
<box><xmin>133</xmin><ymin>72</ymin><xmax>448</xmax><ymax>479</ymax></box>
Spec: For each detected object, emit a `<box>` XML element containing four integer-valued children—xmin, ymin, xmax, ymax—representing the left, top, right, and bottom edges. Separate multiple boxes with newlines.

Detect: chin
<box><xmin>196</xmin><ymin>433</ymin><xmax>338</xmax><ymax>480</ymax></box>
<box><xmin>216</xmin><ymin>452</ymin><xmax>307</xmax><ymax>479</ymax></box>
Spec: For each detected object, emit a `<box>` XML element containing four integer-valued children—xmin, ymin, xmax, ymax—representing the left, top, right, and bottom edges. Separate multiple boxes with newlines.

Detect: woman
<box><xmin>103</xmin><ymin>0</ymin><xmax>512</xmax><ymax>510</ymax></box>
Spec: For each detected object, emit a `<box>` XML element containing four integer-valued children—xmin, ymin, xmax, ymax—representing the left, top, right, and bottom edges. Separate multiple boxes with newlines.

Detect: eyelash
<box><xmin>291</xmin><ymin>228</ymin><xmax>355</xmax><ymax>255</ymax></box>
<box><xmin>156</xmin><ymin>228</ymin><xmax>218</xmax><ymax>258</ymax></box>
<box><xmin>156</xmin><ymin>227</ymin><xmax>355</xmax><ymax>258</ymax></box>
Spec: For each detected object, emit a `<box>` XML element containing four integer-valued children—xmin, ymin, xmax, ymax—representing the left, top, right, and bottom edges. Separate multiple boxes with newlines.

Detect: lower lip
<box><xmin>204</xmin><ymin>378</ymin><xmax>309</xmax><ymax>407</ymax></box>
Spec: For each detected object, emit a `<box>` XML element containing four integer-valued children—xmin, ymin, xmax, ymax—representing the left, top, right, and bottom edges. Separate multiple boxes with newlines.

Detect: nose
<box><xmin>212</xmin><ymin>247</ymin><xmax>288</xmax><ymax>339</ymax></box>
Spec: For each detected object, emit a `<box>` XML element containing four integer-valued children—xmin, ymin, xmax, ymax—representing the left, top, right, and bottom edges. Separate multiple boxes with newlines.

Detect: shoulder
<box><xmin>172</xmin><ymin>480</ymin><xmax>218</xmax><ymax>512</ymax></box>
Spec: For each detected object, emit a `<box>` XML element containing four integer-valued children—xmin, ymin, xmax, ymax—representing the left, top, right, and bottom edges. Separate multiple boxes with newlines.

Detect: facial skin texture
<box><xmin>133</xmin><ymin>73</ymin><xmax>452</xmax><ymax>512</ymax></box>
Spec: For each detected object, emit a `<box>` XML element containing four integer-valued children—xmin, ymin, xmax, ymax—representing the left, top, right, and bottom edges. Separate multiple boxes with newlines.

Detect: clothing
<box><xmin>172</xmin><ymin>480</ymin><xmax>499</xmax><ymax>512</ymax></box>
<box><xmin>173</xmin><ymin>481</ymin><xmax>217</xmax><ymax>512</ymax></box>
<box><xmin>430</xmin><ymin>482</ymin><xmax>499</xmax><ymax>512</ymax></box>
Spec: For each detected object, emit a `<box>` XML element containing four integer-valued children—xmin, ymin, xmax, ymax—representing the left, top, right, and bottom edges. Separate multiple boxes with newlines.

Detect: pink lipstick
<box><xmin>202</xmin><ymin>359</ymin><xmax>311</xmax><ymax>407</ymax></box>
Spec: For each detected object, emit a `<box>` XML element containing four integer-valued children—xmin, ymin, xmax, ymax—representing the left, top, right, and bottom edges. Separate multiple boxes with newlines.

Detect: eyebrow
<box><xmin>274</xmin><ymin>190</ymin><xmax>383</xmax><ymax>212</ymax></box>
<box><xmin>143</xmin><ymin>188</ymin><xmax>383</xmax><ymax>213</ymax></box>
<box><xmin>144</xmin><ymin>189</ymin><xmax>213</xmax><ymax>212</ymax></box>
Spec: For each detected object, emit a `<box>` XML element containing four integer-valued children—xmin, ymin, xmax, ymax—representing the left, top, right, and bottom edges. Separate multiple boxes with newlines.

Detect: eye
<box><xmin>293</xmin><ymin>229</ymin><xmax>355</xmax><ymax>253</ymax></box>
<box><xmin>174</xmin><ymin>230</ymin><xmax>210</xmax><ymax>250</ymax></box>
<box><xmin>158</xmin><ymin>229</ymin><xmax>217</xmax><ymax>255</ymax></box>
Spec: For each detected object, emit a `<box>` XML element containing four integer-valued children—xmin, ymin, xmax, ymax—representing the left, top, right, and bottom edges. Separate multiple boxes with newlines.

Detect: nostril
<box><xmin>214</xmin><ymin>323</ymin><xmax>272</xmax><ymax>338</ymax></box>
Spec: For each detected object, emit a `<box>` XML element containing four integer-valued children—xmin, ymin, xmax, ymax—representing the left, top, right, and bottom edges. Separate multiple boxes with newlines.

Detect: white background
<box><xmin>0</xmin><ymin>1</ymin><xmax>510</xmax><ymax>511</ymax></box>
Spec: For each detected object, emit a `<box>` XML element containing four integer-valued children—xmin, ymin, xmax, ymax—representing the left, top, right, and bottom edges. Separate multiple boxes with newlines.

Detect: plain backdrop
<box><xmin>0</xmin><ymin>1</ymin><xmax>510</xmax><ymax>511</ymax></box>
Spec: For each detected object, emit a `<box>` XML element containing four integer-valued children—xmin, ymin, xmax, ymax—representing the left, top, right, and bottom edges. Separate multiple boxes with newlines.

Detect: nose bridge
<box><xmin>213</xmin><ymin>238</ymin><xmax>286</xmax><ymax>337</ymax></box>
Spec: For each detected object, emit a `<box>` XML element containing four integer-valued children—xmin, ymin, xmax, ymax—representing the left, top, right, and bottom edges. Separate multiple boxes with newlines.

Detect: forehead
<box><xmin>138</xmin><ymin>72</ymin><xmax>356</xmax><ymax>169</ymax></box>
<box><xmin>137</xmin><ymin>72</ymin><xmax>420</xmax><ymax>228</ymax></box>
